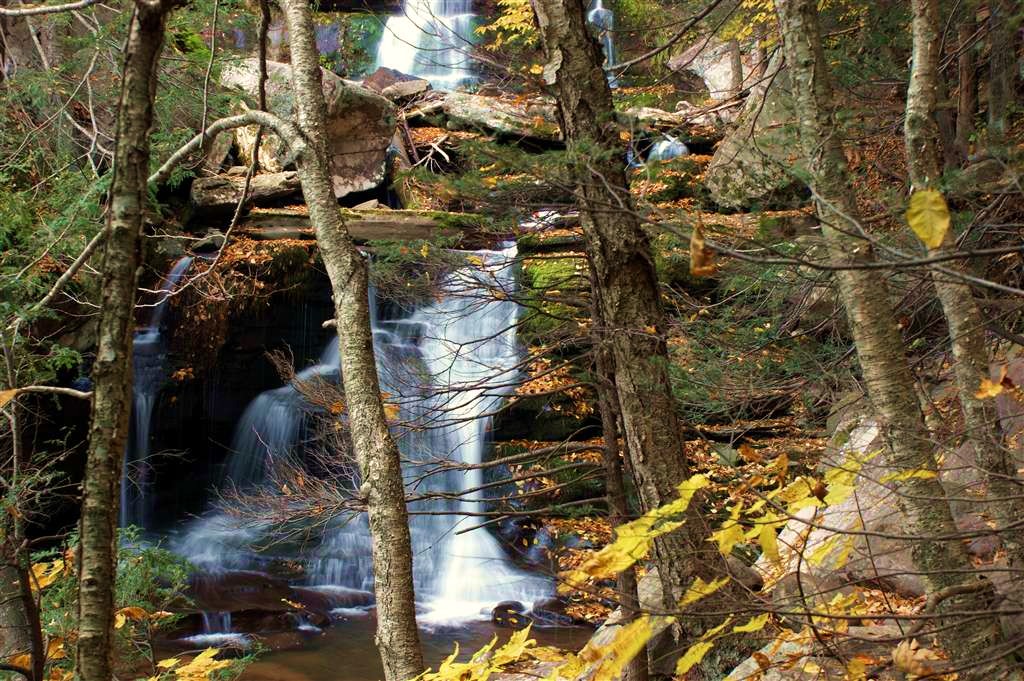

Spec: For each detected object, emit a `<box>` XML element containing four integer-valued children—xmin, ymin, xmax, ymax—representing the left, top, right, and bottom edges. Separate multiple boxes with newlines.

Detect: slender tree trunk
<box><xmin>531</xmin><ymin>0</ymin><xmax>719</xmax><ymax>663</ymax></box>
<box><xmin>76</xmin><ymin>1</ymin><xmax>175</xmax><ymax>679</ymax></box>
<box><xmin>276</xmin><ymin>1</ymin><xmax>423</xmax><ymax>678</ymax></box>
<box><xmin>776</xmin><ymin>0</ymin><xmax>1007</xmax><ymax>673</ymax></box>
<box><xmin>986</xmin><ymin>0</ymin><xmax>1016</xmax><ymax>143</ymax></box>
<box><xmin>727</xmin><ymin>38</ymin><xmax>743</xmax><ymax>96</ymax></box>
<box><xmin>906</xmin><ymin>0</ymin><xmax>1024</xmax><ymax>580</ymax></box>
<box><xmin>955</xmin><ymin>5</ymin><xmax>977</xmax><ymax>158</ymax></box>
<box><xmin>591</xmin><ymin>269</ymin><xmax>648</xmax><ymax>681</ymax></box>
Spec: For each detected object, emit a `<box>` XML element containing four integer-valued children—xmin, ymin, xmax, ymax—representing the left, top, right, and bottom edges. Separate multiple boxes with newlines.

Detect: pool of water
<box><xmin>239</xmin><ymin>615</ymin><xmax>593</xmax><ymax>681</ymax></box>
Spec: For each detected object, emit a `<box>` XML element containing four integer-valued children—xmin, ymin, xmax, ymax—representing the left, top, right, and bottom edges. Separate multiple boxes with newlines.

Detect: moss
<box><xmin>517</xmin><ymin>254</ymin><xmax>588</xmax><ymax>346</ymax></box>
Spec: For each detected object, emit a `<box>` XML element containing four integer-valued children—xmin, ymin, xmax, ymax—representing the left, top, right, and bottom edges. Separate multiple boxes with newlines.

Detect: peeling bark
<box><xmin>276</xmin><ymin>0</ymin><xmax>424</xmax><ymax>678</ymax></box>
<box><xmin>776</xmin><ymin>0</ymin><xmax>1007</xmax><ymax>672</ymax></box>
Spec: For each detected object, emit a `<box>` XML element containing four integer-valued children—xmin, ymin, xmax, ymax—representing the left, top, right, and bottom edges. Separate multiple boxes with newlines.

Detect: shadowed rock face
<box><xmin>221</xmin><ymin>58</ymin><xmax>397</xmax><ymax>198</ymax></box>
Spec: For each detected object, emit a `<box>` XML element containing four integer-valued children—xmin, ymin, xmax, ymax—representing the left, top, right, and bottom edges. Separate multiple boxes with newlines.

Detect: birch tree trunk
<box><xmin>76</xmin><ymin>1</ymin><xmax>175</xmax><ymax>678</ymax></box>
<box><xmin>775</xmin><ymin>0</ymin><xmax>1007</xmax><ymax>672</ymax></box>
<box><xmin>905</xmin><ymin>0</ymin><xmax>1024</xmax><ymax>578</ymax></box>
<box><xmin>276</xmin><ymin>1</ymin><xmax>423</xmax><ymax>678</ymax></box>
<box><xmin>531</xmin><ymin>0</ymin><xmax>719</xmax><ymax>657</ymax></box>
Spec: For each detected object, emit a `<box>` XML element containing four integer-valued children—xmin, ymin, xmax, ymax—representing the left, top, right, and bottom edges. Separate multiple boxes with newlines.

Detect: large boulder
<box><xmin>668</xmin><ymin>37</ymin><xmax>758</xmax><ymax>102</ymax></box>
<box><xmin>220</xmin><ymin>58</ymin><xmax>397</xmax><ymax>198</ymax></box>
<box><xmin>754</xmin><ymin>417</ymin><xmax>928</xmax><ymax>598</ymax></box>
<box><xmin>442</xmin><ymin>92</ymin><xmax>561</xmax><ymax>141</ymax></box>
<box><xmin>703</xmin><ymin>53</ymin><xmax>804</xmax><ymax>210</ymax></box>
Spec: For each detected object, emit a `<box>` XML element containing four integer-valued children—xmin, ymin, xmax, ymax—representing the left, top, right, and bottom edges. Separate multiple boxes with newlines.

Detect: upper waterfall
<box><xmin>374</xmin><ymin>0</ymin><xmax>478</xmax><ymax>89</ymax></box>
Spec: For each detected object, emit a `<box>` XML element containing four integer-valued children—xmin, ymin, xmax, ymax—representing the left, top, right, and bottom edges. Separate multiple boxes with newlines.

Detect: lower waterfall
<box><xmin>176</xmin><ymin>244</ymin><xmax>550</xmax><ymax>624</ymax></box>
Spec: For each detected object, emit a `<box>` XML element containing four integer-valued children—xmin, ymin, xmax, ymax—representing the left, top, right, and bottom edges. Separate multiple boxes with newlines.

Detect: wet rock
<box><xmin>188</xmin><ymin>570</ymin><xmax>293</xmax><ymax>614</ymax></box>
<box><xmin>192</xmin><ymin>231</ymin><xmax>226</xmax><ymax>254</ymax></box>
<box><xmin>492</xmin><ymin>601</ymin><xmax>531</xmax><ymax>630</ymax></box>
<box><xmin>190</xmin><ymin>171</ymin><xmax>302</xmax><ymax>217</ymax></box>
<box><xmin>704</xmin><ymin>53</ymin><xmax>805</xmax><ymax>210</ymax></box>
<box><xmin>531</xmin><ymin>597</ymin><xmax>575</xmax><ymax>627</ymax></box>
<box><xmin>381</xmin><ymin>79</ymin><xmax>431</xmax><ymax>100</ymax></box>
<box><xmin>443</xmin><ymin>92</ymin><xmax>561</xmax><ymax>141</ymax></box>
<box><xmin>362</xmin><ymin>66</ymin><xmax>422</xmax><ymax>93</ymax></box>
<box><xmin>221</xmin><ymin>58</ymin><xmax>396</xmax><ymax>198</ymax></box>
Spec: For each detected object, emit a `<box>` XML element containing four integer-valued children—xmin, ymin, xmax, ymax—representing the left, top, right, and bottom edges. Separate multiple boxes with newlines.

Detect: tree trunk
<box><xmin>905</xmin><ymin>0</ymin><xmax>944</xmax><ymax>186</ymax></box>
<box><xmin>905</xmin><ymin>0</ymin><xmax>1024</xmax><ymax>584</ymax></box>
<box><xmin>531</xmin><ymin>0</ymin><xmax>718</xmax><ymax>658</ymax></box>
<box><xmin>776</xmin><ymin>0</ymin><xmax>1006</xmax><ymax>673</ymax></box>
<box><xmin>276</xmin><ymin>1</ymin><xmax>424</xmax><ymax>678</ymax></box>
<box><xmin>955</xmin><ymin>5</ymin><xmax>977</xmax><ymax>158</ymax></box>
<box><xmin>728</xmin><ymin>38</ymin><xmax>743</xmax><ymax>96</ymax></box>
<box><xmin>76</xmin><ymin>1</ymin><xmax>174</xmax><ymax>679</ymax></box>
<box><xmin>986</xmin><ymin>0</ymin><xmax>1016</xmax><ymax>143</ymax></box>
<box><xmin>591</xmin><ymin>269</ymin><xmax>648</xmax><ymax>681</ymax></box>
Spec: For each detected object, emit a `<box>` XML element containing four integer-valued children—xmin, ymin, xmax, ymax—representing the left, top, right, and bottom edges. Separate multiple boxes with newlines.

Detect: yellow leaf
<box><xmin>156</xmin><ymin>658</ymin><xmax>180</xmax><ymax>669</ymax></box>
<box><xmin>562</xmin><ymin>475</ymin><xmax>709</xmax><ymax>588</ymax></box>
<box><xmin>806</xmin><ymin>534</ymin><xmax>841</xmax><ymax>567</ymax></box>
<box><xmin>584</xmin><ymin>615</ymin><xmax>665</xmax><ymax>681</ymax></box>
<box><xmin>8</xmin><ymin>652</ymin><xmax>32</xmax><ymax>670</ymax></box>
<box><xmin>114</xmin><ymin>612</ymin><xmax>126</xmax><ymax>629</ymax></box>
<box><xmin>733</xmin><ymin>613</ymin><xmax>770</xmax><ymax>633</ymax></box>
<box><xmin>420</xmin><ymin>243</ymin><xmax>430</xmax><ymax>259</ymax></box>
<box><xmin>711</xmin><ymin>521</ymin><xmax>745</xmax><ymax>557</ymax></box>
<box><xmin>689</xmin><ymin>224</ymin><xmax>716</xmax><ymax>277</ymax></box>
<box><xmin>529</xmin><ymin>64</ymin><xmax>544</xmax><ymax>74</ymax></box>
<box><xmin>675</xmin><ymin>641</ymin><xmax>714</xmax><ymax>675</ymax></box>
<box><xmin>759</xmin><ymin>524</ymin><xmax>780</xmax><ymax>565</ymax></box>
<box><xmin>117</xmin><ymin>606</ymin><xmax>148</xmax><ymax>622</ymax></box>
<box><xmin>491</xmin><ymin>625</ymin><xmax>535</xmax><ymax>666</ymax></box>
<box><xmin>680</xmin><ymin>576</ymin><xmax>730</xmax><ymax>607</ymax></box>
<box><xmin>30</xmin><ymin>559</ymin><xmax>65</xmax><ymax>592</ymax></box>
<box><xmin>0</xmin><ymin>389</ymin><xmax>17</xmax><ymax>409</ymax></box>
<box><xmin>384</xmin><ymin>402</ymin><xmax>401</xmax><ymax>421</ymax></box>
<box><xmin>880</xmin><ymin>468</ymin><xmax>938</xmax><ymax>483</ymax></box>
<box><xmin>466</xmin><ymin>255</ymin><xmax>484</xmax><ymax>266</ymax></box>
<box><xmin>976</xmin><ymin>366</ymin><xmax>1008</xmax><ymax>399</ymax></box>
<box><xmin>46</xmin><ymin>637</ymin><xmax>66</xmax><ymax>660</ymax></box>
<box><xmin>905</xmin><ymin>189</ymin><xmax>950</xmax><ymax>249</ymax></box>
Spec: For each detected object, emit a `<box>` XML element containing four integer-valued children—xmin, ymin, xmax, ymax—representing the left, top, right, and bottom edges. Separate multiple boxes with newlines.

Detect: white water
<box><xmin>587</xmin><ymin>0</ymin><xmax>618</xmax><ymax>88</ymax></box>
<box><xmin>374</xmin><ymin>0</ymin><xmax>477</xmax><ymax>89</ymax></box>
<box><xmin>177</xmin><ymin>246</ymin><xmax>550</xmax><ymax>624</ymax></box>
<box><xmin>122</xmin><ymin>256</ymin><xmax>193</xmax><ymax>529</ymax></box>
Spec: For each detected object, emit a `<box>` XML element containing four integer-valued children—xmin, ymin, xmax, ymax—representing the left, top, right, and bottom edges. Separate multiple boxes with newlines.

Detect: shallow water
<box><xmin>240</xmin><ymin>616</ymin><xmax>592</xmax><ymax>681</ymax></box>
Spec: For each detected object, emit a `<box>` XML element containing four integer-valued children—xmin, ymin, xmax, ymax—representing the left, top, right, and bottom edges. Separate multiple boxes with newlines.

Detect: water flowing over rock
<box><xmin>123</xmin><ymin>256</ymin><xmax>194</xmax><ymax>529</ymax></box>
<box><xmin>220</xmin><ymin>59</ymin><xmax>396</xmax><ymax>198</ymax></box>
<box><xmin>374</xmin><ymin>0</ymin><xmax>478</xmax><ymax>89</ymax></box>
<box><xmin>176</xmin><ymin>246</ymin><xmax>551</xmax><ymax>625</ymax></box>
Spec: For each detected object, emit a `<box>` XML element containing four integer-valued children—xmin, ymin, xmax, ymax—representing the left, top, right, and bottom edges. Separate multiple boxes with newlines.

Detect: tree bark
<box><xmin>905</xmin><ymin>0</ymin><xmax>1024</xmax><ymax>583</ymax></box>
<box><xmin>776</xmin><ymin>0</ymin><xmax>1006</xmax><ymax>673</ymax></box>
<box><xmin>986</xmin><ymin>0</ymin><xmax>1016</xmax><ymax>143</ymax></box>
<box><xmin>276</xmin><ymin>1</ymin><xmax>424</xmax><ymax>678</ymax></box>
<box><xmin>531</xmin><ymin>0</ymin><xmax>718</xmax><ymax>660</ymax></box>
<box><xmin>590</xmin><ymin>268</ymin><xmax>647</xmax><ymax>681</ymax></box>
<box><xmin>954</xmin><ymin>4</ymin><xmax>977</xmax><ymax>158</ymax></box>
<box><xmin>76</xmin><ymin>1</ymin><xmax>175</xmax><ymax>679</ymax></box>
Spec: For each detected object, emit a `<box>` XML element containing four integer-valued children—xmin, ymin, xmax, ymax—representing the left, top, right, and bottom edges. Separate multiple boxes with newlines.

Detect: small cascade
<box><xmin>587</xmin><ymin>0</ymin><xmax>618</xmax><ymax>88</ymax></box>
<box><xmin>375</xmin><ymin>0</ymin><xmax>478</xmax><ymax>89</ymax></box>
<box><xmin>177</xmin><ymin>246</ymin><xmax>551</xmax><ymax>624</ymax></box>
<box><xmin>122</xmin><ymin>256</ymin><xmax>193</xmax><ymax>530</ymax></box>
<box><xmin>647</xmin><ymin>135</ymin><xmax>690</xmax><ymax>163</ymax></box>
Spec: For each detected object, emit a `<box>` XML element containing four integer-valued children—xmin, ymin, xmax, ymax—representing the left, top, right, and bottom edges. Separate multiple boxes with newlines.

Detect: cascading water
<box><xmin>177</xmin><ymin>245</ymin><xmax>551</xmax><ymax>624</ymax></box>
<box><xmin>587</xmin><ymin>0</ymin><xmax>618</xmax><ymax>88</ymax></box>
<box><xmin>122</xmin><ymin>256</ymin><xmax>193</xmax><ymax>529</ymax></box>
<box><xmin>374</xmin><ymin>0</ymin><xmax>477</xmax><ymax>89</ymax></box>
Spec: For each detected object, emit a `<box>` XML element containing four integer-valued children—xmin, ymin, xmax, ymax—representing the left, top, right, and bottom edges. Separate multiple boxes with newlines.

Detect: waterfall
<box><xmin>374</xmin><ymin>0</ymin><xmax>477</xmax><ymax>89</ymax></box>
<box><xmin>178</xmin><ymin>245</ymin><xmax>550</xmax><ymax>623</ymax></box>
<box><xmin>122</xmin><ymin>256</ymin><xmax>193</xmax><ymax>530</ymax></box>
<box><xmin>587</xmin><ymin>0</ymin><xmax>618</xmax><ymax>88</ymax></box>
